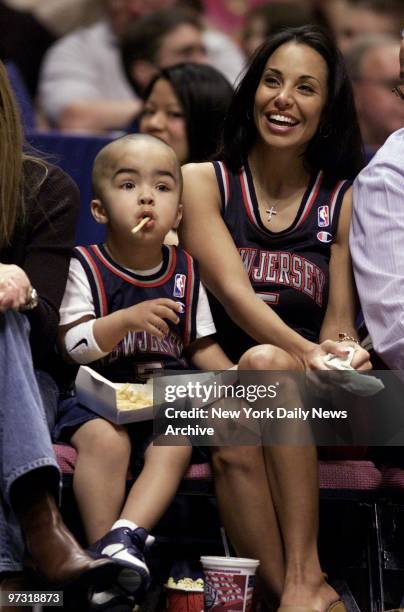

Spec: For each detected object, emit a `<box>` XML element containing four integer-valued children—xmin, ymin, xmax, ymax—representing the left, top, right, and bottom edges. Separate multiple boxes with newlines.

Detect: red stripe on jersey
<box><xmin>90</xmin><ymin>244</ymin><xmax>177</xmax><ymax>287</ymax></box>
<box><xmin>239</xmin><ymin>169</ymin><xmax>258</xmax><ymax>225</ymax></box>
<box><xmin>218</xmin><ymin>161</ymin><xmax>230</xmax><ymax>208</ymax></box>
<box><xmin>183</xmin><ymin>251</ymin><xmax>194</xmax><ymax>345</ymax></box>
<box><xmin>76</xmin><ymin>246</ymin><xmax>108</xmax><ymax>317</ymax></box>
<box><xmin>295</xmin><ymin>170</ymin><xmax>323</xmax><ymax>230</ymax></box>
<box><xmin>329</xmin><ymin>180</ymin><xmax>346</xmax><ymax>223</ymax></box>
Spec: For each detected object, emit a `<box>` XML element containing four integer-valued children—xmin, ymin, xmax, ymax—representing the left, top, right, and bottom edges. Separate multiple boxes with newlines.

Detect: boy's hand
<box><xmin>124</xmin><ymin>298</ymin><xmax>182</xmax><ymax>338</ymax></box>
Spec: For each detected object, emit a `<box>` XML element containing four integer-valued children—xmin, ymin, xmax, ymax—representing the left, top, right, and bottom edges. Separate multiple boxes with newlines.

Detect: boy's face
<box><xmin>92</xmin><ymin>139</ymin><xmax>182</xmax><ymax>242</ymax></box>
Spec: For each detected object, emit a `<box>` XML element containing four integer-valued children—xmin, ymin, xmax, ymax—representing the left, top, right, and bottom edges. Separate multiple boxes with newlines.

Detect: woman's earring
<box><xmin>246</xmin><ymin>109</ymin><xmax>251</xmax><ymax>121</ymax></box>
<box><xmin>319</xmin><ymin>122</ymin><xmax>332</xmax><ymax>138</ymax></box>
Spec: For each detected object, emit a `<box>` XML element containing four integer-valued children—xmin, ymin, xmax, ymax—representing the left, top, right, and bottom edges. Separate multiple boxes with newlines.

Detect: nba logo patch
<box><xmin>317</xmin><ymin>231</ymin><xmax>333</xmax><ymax>243</ymax></box>
<box><xmin>174</xmin><ymin>274</ymin><xmax>186</xmax><ymax>298</ymax></box>
<box><xmin>318</xmin><ymin>205</ymin><xmax>329</xmax><ymax>227</ymax></box>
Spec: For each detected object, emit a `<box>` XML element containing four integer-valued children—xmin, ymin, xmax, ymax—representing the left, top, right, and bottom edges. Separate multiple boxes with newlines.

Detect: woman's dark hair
<box><xmin>221</xmin><ymin>25</ymin><xmax>365</xmax><ymax>181</ymax></box>
<box><xmin>142</xmin><ymin>63</ymin><xmax>234</xmax><ymax>163</ymax></box>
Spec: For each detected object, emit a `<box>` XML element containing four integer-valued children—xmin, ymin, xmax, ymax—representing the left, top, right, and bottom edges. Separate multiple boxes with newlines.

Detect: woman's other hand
<box><xmin>0</xmin><ymin>264</ymin><xmax>31</xmax><ymax>312</ymax></box>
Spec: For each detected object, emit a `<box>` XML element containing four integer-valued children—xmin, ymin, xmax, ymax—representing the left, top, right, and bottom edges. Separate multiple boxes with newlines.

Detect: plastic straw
<box><xmin>220</xmin><ymin>526</ymin><xmax>231</xmax><ymax>557</ymax></box>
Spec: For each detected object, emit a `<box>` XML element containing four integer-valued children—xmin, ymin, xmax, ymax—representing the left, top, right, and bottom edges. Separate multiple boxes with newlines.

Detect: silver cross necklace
<box><xmin>265</xmin><ymin>205</ymin><xmax>278</xmax><ymax>222</ymax></box>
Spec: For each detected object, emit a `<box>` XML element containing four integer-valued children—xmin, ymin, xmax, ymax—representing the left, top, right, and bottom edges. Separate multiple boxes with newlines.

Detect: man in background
<box><xmin>346</xmin><ymin>35</ymin><xmax>404</xmax><ymax>153</ymax></box>
<box><xmin>350</xmin><ymin>35</ymin><xmax>404</xmax><ymax>370</ymax></box>
<box><xmin>38</xmin><ymin>0</ymin><xmax>244</xmax><ymax>133</ymax></box>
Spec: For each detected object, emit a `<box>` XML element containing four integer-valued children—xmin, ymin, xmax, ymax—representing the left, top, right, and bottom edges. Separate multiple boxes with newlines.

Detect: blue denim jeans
<box><xmin>0</xmin><ymin>311</ymin><xmax>60</xmax><ymax>572</ymax></box>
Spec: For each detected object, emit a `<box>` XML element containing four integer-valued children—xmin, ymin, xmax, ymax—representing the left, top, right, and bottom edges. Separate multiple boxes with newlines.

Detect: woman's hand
<box><xmin>0</xmin><ymin>264</ymin><xmax>31</xmax><ymax>312</ymax></box>
<box><xmin>302</xmin><ymin>339</ymin><xmax>371</xmax><ymax>371</ymax></box>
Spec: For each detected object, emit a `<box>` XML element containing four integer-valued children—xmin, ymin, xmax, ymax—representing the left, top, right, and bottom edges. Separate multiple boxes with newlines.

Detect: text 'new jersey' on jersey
<box><xmin>211</xmin><ymin>160</ymin><xmax>351</xmax><ymax>363</ymax></box>
<box><xmin>73</xmin><ymin>243</ymin><xmax>199</xmax><ymax>382</ymax></box>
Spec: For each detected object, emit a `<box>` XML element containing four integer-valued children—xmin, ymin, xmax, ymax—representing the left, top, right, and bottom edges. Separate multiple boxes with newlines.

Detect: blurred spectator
<box><xmin>121</xmin><ymin>10</ymin><xmax>208</xmax><ymax>97</ymax></box>
<box><xmin>350</xmin><ymin>35</ymin><xmax>404</xmax><ymax>371</ymax></box>
<box><xmin>242</xmin><ymin>2</ymin><xmax>320</xmax><ymax>57</ymax></box>
<box><xmin>0</xmin><ymin>0</ymin><xmax>54</xmax><ymax>97</ymax></box>
<box><xmin>202</xmin><ymin>0</ymin><xmax>263</xmax><ymax>35</ymax></box>
<box><xmin>346</xmin><ymin>35</ymin><xmax>404</xmax><ymax>151</ymax></box>
<box><xmin>323</xmin><ymin>0</ymin><xmax>404</xmax><ymax>53</ymax></box>
<box><xmin>139</xmin><ymin>63</ymin><xmax>233</xmax><ymax>163</ymax></box>
<box><xmin>38</xmin><ymin>0</ymin><xmax>245</xmax><ymax>133</ymax></box>
<box><xmin>4</xmin><ymin>0</ymin><xmax>102</xmax><ymax>36</ymax></box>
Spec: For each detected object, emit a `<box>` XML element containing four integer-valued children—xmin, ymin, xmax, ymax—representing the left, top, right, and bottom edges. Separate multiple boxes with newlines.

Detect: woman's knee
<box><xmin>211</xmin><ymin>445</ymin><xmax>264</xmax><ymax>477</ymax></box>
<box><xmin>73</xmin><ymin>420</ymin><xmax>131</xmax><ymax>466</ymax></box>
<box><xmin>239</xmin><ymin>344</ymin><xmax>293</xmax><ymax>371</ymax></box>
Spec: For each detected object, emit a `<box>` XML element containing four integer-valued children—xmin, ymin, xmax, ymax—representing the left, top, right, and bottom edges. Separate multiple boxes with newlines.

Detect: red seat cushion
<box><xmin>54</xmin><ymin>445</ymin><xmax>382</xmax><ymax>490</ymax></box>
<box><xmin>318</xmin><ymin>460</ymin><xmax>382</xmax><ymax>490</ymax></box>
<box><xmin>380</xmin><ymin>466</ymin><xmax>404</xmax><ymax>489</ymax></box>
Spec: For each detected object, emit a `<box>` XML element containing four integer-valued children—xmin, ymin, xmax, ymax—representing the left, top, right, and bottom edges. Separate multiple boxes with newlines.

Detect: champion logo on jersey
<box><xmin>318</xmin><ymin>205</ymin><xmax>329</xmax><ymax>227</ymax></box>
<box><xmin>317</xmin><ymin>231</ymin><xmax>333</xmax><ymax>243</ymax></box>
<box><xmin>173</xmin><ymin>274</ymin><xmax>186</xmax><ymax>298</ymax></box>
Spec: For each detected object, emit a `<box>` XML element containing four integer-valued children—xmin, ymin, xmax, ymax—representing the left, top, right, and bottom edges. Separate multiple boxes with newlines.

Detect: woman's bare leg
<box><xmin>241</xmin><ymin>345</ymin><xmax>340</xmax><ymax>611</ymax></box>
<box><xmin>211</xmin><ymin>444</ymin><xmax>285</xmax><ymax>603</ymax></box>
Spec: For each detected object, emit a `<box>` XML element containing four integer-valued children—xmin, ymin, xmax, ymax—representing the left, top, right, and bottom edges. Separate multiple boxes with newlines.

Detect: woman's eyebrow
<box><xmin>264</xmin><ymin>67</ymin><xmax>321</xmax><ymax>85</ymax></box>
<box><xmin>264</xmin><ymin>67</ymin><xmax>282</xmax><ymax>75</ymax></box>
<box><xmin>298</xmin><ymin>74</ymin><xmax>321</xmax><ymax>84</ymax></box>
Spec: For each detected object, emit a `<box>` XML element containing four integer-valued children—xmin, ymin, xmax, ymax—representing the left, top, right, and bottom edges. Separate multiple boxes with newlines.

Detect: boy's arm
<box><xmin>60</xmin><ymin>299</ymin><xmax>182</xmax><ymax>364</ymax></box>
<box><xmin>187</xmin><ymin>336</ymin><xmax>234</xmax><ymax>370</ymax></box>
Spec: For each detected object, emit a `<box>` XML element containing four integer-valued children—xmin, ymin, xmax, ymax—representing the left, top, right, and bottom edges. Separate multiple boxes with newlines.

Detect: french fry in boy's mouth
<box><xmin>131</xmin><ymin>217</ymin><xmax>150</xmax><ymax>234</ymax></box>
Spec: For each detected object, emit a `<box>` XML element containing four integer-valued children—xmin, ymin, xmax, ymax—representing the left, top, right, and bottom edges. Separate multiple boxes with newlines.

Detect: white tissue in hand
<box><xmin>323</xmin><ymin>347</ymin><xmax>355</xmax><ymax>370</ymax></box>
<box><xmin>323</xmin><ymin>347</ymin><xmax>384</xmax><ymax>396</ymax></box>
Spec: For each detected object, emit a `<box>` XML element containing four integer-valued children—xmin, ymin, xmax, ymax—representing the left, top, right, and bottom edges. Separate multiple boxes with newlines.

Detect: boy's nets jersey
<box><xmin>211</xmin><ymin>161</ymin><xmax>351</xmax><ymax>361</ymax></box>
<box><xmin>73</xmin><ymin>244</ymin><xmax>199</xmax><ymax>382</ymax></box>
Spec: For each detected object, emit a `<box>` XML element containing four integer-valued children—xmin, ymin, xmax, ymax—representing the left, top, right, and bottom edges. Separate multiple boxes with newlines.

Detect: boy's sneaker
<box><xmin>87</xmin><ymin>526</ymin><xmax>154</xmax><ymax>595</ymax></box>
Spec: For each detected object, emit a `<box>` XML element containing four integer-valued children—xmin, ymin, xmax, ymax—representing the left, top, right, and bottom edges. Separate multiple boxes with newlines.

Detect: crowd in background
<box><xmin>0</xmin><ymin>0</ymin><xmax>403</xmax><ymax>151</ymax></box>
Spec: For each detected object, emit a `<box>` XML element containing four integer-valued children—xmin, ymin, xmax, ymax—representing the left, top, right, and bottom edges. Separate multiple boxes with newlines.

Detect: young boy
<box><xmin>54</xmin><ymin>134</ymin><xmax>233</xmax><ymax>609</ymax></box>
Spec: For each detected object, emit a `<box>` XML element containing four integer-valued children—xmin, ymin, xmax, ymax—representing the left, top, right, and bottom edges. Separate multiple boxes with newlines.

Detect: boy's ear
<box><xmin>91</xmin><ymin>199</ymin><xmax>109</xmax><ymax>225</ymax></box>
<box><xmin>172</xmin><ymin>203</ymin><xmax>183</xmax><ymax>230</ymax></box>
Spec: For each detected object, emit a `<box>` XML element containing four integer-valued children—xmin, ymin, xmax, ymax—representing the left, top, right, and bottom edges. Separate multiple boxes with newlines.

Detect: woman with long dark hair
<box><xmin>180</xmin><ymin>26</ymin><xmax>370</xmax><ymax>611</ymax></box>
<box><xmin>139</xmin><ymin>62</ymin><xmax>234</xmax><ymax>163</ymax></box>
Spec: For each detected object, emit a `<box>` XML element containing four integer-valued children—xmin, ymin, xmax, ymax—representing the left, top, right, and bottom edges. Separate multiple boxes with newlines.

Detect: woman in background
<box><xmin>139</xmin><ymin>62</ymin><xmax>234</xmax><ymax>164</ymax></box>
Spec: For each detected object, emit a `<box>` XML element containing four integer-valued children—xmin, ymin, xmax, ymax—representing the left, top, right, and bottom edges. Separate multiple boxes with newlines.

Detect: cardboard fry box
<box><xmin>76</xmin><ymin>366</ymin><xmax>153</xmax><ymax>425</ymax></box>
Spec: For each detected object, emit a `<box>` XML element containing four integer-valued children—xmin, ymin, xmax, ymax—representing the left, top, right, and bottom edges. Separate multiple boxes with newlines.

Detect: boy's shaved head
<box><xmin>92</xmin><ymin>133</ymin><xmax>182</xmax><ymax>199</ymax></box>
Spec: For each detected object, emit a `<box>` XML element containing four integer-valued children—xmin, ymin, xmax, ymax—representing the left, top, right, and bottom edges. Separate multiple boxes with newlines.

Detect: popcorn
<box><xmin>116</xmin><ymin>383</ymin><xmax>153</xmax><ymax>410</ymax></box>
<box><xmin>166</xmin><ymin>576</ymin><xmax>204</xmax><ymax>592</ymax></box>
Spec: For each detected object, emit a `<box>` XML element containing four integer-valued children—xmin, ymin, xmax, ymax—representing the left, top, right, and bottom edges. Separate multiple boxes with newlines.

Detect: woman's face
<box><xmin>253</xmin><ymin>42</ymin><xmax>328</xmax><ymax>154</ymax></box>
<box><xmin>140</xmin><ymin>78</ymin><xmax>189</xmax><ymax>164</ymax></box>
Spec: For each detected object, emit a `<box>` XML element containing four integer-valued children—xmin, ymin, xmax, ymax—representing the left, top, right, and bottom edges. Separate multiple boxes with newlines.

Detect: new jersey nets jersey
<box><xmin>211</xmin><ymin>161</ymin><xmax>351</xmax><ymax>362</ymax></box>
<box><xmin>73</xmin><ymin>244</ymin><xmax>199</xmax><ymax>382</ymax></box>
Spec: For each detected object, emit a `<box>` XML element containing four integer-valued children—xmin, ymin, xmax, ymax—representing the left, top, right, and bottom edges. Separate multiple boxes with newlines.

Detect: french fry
<box><xmin>131</xmin><ymin>217</ymin><xmax>151</xmax><ymax>234</ymax></box>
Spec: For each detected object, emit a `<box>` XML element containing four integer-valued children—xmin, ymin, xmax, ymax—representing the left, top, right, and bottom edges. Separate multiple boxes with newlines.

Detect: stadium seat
<box><xmin>6</xmin><ymin>61</ymin><xmax>36</xmax><ymax>132</ymax></box>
